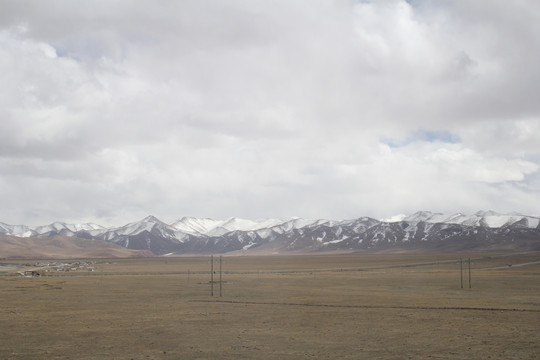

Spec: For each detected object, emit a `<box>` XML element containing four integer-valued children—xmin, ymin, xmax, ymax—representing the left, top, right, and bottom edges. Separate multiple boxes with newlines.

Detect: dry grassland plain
<box><xmin>1</xmin><ymin>252</ymin><xmax>539</xmax><ymax>359</ymax></box>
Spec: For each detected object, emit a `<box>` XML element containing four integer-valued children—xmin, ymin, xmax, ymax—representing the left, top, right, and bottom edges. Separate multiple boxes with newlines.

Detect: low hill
<box><xmin>0</xmin><ymin>234</ymin><xmax>154</xmax><ymax>259</ymax></box>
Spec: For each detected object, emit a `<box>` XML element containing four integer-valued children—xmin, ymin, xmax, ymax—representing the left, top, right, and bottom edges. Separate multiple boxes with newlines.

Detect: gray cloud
<box><xmin>1</xmin><ymin>0</ymin><xmax>539</xmax><ymax>226</ymax></box>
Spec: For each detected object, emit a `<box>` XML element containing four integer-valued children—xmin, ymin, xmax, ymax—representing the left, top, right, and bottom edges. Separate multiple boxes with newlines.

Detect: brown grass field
<box><xmin>1</xmin><ymin>252</ymin><xmax>539</xmax><ymax>359</ymax></box>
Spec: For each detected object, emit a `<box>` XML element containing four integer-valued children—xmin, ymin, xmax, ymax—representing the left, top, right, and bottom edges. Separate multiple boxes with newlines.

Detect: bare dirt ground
<box><xmin>1</xmin><ymin>252</ymin><xmax>539</xmax><ymax>359</ymax></box>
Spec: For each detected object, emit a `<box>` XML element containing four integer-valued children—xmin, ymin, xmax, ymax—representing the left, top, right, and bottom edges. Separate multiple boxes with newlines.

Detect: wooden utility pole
<box><xmin>211</xmin><ymin>255</ymin><xmax>214</xmax><ymax>296</ymax></box>
<box><xmin>219</xmin><ymin>256</ymin><xmax>222</xmax><ymax>297</ymax></box>
<box><xmin>468</xmin><ymin>258</ymin><xmax>472</xmax><ymax>289</ymax></box>
<box><xmin>460</xmin><ymin>258</ymin><xmax>463</xmax><ymax>289</ymax></box>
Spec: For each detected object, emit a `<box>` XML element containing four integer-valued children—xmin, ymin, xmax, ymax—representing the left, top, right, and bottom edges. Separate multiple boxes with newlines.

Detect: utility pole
<box><xmin>468</xmin><ymin>258</ymin><xmax>472</xmax><ymax>289</ymax></box>
<box><xmin>219</xmin><ymin>256</ymin><xmax>223</xmax><ymax>297</ymax></box>
<box><xmin>210</xmin><ymin>255</ymin><xmax>214</xmax><ymax>296</ymax></box>
<box><xmin>460</xmin><ymin>258</ymin><xmax>463</xmax><ymax>289</ymax></box>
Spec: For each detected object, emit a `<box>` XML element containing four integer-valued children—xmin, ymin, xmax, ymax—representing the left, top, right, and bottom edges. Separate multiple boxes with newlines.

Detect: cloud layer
<box><xmin>1</xmin><ymin>0</ymin><xmax>539</xmax><ymax>225</ymax></box>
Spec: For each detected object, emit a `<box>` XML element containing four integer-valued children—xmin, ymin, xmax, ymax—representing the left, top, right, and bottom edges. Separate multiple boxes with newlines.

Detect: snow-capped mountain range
<box><xmin>1</xmin><ymin>211</ymin><xmax>539</xmax><ymax>255</ymax></box>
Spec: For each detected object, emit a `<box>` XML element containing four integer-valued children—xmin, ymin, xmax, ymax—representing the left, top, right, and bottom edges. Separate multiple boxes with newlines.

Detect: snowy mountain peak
<box><xmin>393</xmin><ymin>211</ymin><xmax>540</xmax><ymax>229</ymax></box>
<box><xmin>221</xmin><ymin>217</ymin><xmax>284</xmax><ymax>231</ymax></box>
<box><xmin>71</xmin><ymin>223</ymin><xmax>105</xmax><ymax>231</ymax></box>
<box><xmin>171</xmin><ymin>217</ymin><xmax>223</xmax><ymax>235</ymax></box>
<box><xmin>381</xmin><ymin>214</ymin><xmax>406</xmax><ymax>223</ymax></box>
<box><xmin>33</xmin><ymin>222</ymin><xmax>69</xmax><ymax>234</ymax></box>
<box><xmin>176</xmin><ymin>216</ymin><xmax>198</xmax><ymax>222</ymax></box>
<box><xmin>404</xmin><ymin>211</ymin><xmax>439</xmax><ymax>222</ymax></box>
<box><xmin>142</xmin><ymin>215</ymin><xmax>161</xmax><ymax>223</ymax></box>
<box><xmin>474</xmin><ymin>210</ymin><xmax>501</xmax><ymax>217</ymax></box>
<box><xmin>170</xmin><ymin>216</ymin><xmax>289</xmax><ymax>236</ymax></box>
<box><xmin>103</xmin><ymin>215</ymin><xmax>186</xmax><ymax>242</ymax></box>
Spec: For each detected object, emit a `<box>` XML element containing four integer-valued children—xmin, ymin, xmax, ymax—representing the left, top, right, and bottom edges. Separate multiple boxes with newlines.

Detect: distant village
<box><xmin>17</xmin><ymin>261</ymin><xmax>99</xmax><ymax>277</ymax></box>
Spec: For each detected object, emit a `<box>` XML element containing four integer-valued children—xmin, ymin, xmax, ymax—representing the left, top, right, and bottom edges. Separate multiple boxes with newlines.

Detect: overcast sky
<box><xmin>1</xmin><ymin>0</ymin><xmax>539</xmax><ymax>226</ymax></box>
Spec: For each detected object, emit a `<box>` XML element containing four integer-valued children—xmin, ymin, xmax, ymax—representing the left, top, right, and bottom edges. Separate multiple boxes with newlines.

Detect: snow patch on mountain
<box><xmin>323</xmin><ymin>236</ymin><xmax>349</xmax><ymax>245</ymax></box>
<box><xmin>381</xmin><ymin>214</ymin><xmax>406</xmax><ymax>222</ymax></box>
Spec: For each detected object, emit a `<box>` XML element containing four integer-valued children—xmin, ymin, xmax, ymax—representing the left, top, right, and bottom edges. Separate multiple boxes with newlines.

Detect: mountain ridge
<box><xmin>1</xmin><ymin>211</ymin><xmax>539</xmax><ymax>256</ymax></box>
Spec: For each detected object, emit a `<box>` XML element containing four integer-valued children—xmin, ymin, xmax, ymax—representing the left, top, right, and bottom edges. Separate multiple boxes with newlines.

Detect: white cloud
<box><xmin>0</xmin><ymin>0</ymin><xmax>539</xmax><ymax>226</ymax></box>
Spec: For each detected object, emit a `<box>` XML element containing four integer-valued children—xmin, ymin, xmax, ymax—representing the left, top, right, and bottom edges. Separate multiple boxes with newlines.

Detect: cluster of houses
<box><xmin>46</xmin><ymin>261</ymin><xmax>97</xmax><ymax>272</ymax></box>
<box><xmin>17</xmin><ymin>261</ymin><xmax>97</xmax><ymax>277</ymax></box>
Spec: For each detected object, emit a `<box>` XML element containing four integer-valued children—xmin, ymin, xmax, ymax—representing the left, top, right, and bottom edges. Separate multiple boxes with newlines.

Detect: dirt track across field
<box><xmin>1</xmin><ymin>252</ymin><xmax>539</xmax><ymax>359</ymax></box>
